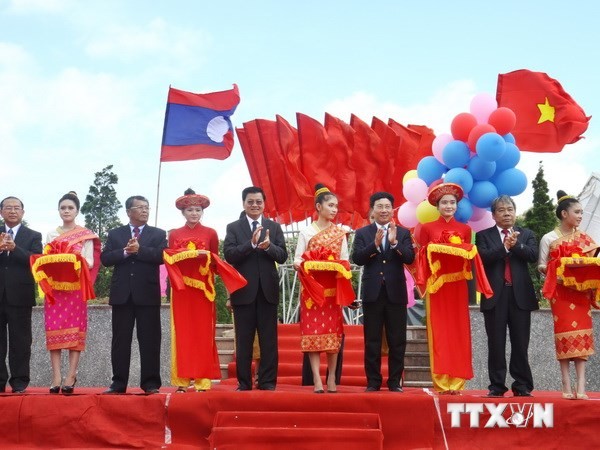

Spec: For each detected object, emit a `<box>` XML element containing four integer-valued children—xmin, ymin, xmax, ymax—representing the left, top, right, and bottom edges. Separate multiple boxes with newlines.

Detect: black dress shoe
<box><xmin>365</xmin><ymin>386</ymin><xmax>380</xmax><ymax>392</ymax></box>
<box><xmin>61</xmin><ymin>377</ymin><xmax>77</xmax><ymax>394</ymax></box>
<box><xmin>12</xmin><ymin>388</ymin><xmax>26</xmax><ymax>394</ymax></box>
<box><xmin>258</xmin><ymin>384</ymin><xmax>275</xmax><ymax>391</ymax></box>
<box><xmin>144</xmin><ymin>388</ymin><xmax>160</xmax><ymax>394</ymax></box>
<box><xmin>49</xmin><ymin>386</ymin><xmax>61</xmax><ymax>394</ymax></box>
<box><xmin>487</xmin><ymin>390</ymin><xmax>505</xmax><ymax>397</ymax></box>
<box><xmin>389</xmin><ymin>386</ymin><xmax>403</xmax><ymax>393</ymax></box>
<box><xmin>102</xmin><ymin>388</ymin><xmax>125</xmax><ymax>394</ymax></box>
<box><xmin>513</xmin><ymin>390</ymin><xmax>532</xmax><ymax>397</ymax></box>
<box><xmin>235</xmin><ymin>386</ymin><xmax>251</xmax><ymax>391</ymax></box>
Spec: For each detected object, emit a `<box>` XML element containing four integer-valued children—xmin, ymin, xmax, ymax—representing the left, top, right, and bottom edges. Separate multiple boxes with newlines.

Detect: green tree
<box><xmin>520</xmin><ymin>161</ymin><xmax>557</xmax><ymax>305</ymax></box>
<box><xmin>81</xmin><ymin>165</ymin><xmax>123</xmax><ymax>299</ymax></box>
<box><xmin>522</xmin><ymin>161</ymin><xmax>557</xmax><ymax>240</ymax></box>
<box><xmin>81</xmin><ymin>165</ymin><xmax>123</xmax><ymax>239</ymax></box>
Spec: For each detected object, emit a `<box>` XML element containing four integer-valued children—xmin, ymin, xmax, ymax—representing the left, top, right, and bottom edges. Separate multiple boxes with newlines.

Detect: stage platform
<box><xmin>1</xmin><ymin>384</ymin><xmax>598</xmax><ymax>449</ymax></box>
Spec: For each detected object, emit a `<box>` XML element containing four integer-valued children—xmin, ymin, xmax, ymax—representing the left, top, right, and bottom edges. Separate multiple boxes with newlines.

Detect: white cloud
<box><xmin>324</xmin><ymin>79</ymin><xmax>477</xmax><ymax>134</ymax></box>
<box><xmin>84</xmin><ymin>18</ymin><xmax>211</xmax><ymax>66</ymax></box>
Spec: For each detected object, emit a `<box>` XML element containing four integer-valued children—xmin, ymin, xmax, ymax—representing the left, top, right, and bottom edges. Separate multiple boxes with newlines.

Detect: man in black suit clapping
<box><xmin>475</xmin><ymin>195</ymin><xmax>538</xmax><ymax>398</ymax></box>
<box><xmin>224</xmin><ymin>187</ymin><xmax>287</xmax><ymax>391</ymax></box>
<box><xmin>352</xmin><ymin>192</ymin><xmax>415</xmax><ymax>392</ymax></box>
<box><xmin>0</xmin><ymin>197</ymin><xmax>43</xmax><ymax>394</ymax></box>
<box><xmin>101</xmin><ymin>196</ymin><xmax>167</xmax><ymax>394</ymax></box>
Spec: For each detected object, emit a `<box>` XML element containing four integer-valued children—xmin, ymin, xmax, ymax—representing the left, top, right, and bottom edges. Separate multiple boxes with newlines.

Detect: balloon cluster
<box><xmin>397</xmin><ymin>93</ymin><xmax>526</xmax><ymax>232</ymax></box>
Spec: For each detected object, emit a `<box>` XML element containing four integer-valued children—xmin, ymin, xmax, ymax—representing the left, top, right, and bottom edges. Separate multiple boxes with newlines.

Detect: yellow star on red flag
<box><xmin>537</xmin><ymin>97</ymin><xmax>555</xmax><ymax>124</ymax></box>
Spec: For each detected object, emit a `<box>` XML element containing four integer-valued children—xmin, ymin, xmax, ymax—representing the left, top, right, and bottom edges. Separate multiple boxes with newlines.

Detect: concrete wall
<box><xmin>22</xmin><ymin>305</ymin><xmax>600</xmax><ymax>391</ymax></box>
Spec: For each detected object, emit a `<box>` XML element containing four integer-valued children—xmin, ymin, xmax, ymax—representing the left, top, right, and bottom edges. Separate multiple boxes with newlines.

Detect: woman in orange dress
<box><xmin>294</xmin><ymin>184</ymin><xmax>354</xmax><ymax>393</ymax></box>
<box><xmin>167</xmin><ymin>189</ymin><xmax>221</xmax><ymax>392</ymax></box>
<box><xmin>414</xmin><ymin>183</ymin><xmax>491</xmax><ymax>394</ymax></box>
<box><xmin>539</xmin><ymin>190</ymin><xmax>598</xmax><ymax>400</ymax></box>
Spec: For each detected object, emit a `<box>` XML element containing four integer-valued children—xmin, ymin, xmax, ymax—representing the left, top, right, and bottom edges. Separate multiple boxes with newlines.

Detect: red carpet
<box><xmin>1</xmin><ymin>386</ymin><xmax>599</xmax><ymax>449</ymax></box>
<box><xmin>228</xmin><ymin>323</ymin><xmax>390</xmax><ymax>385</ymax></box>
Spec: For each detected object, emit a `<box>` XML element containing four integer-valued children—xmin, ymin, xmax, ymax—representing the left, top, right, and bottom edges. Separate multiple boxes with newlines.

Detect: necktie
<box><xmin>501</xmin><ymin>229</ymin><xmax>513</xmax><ymax>284</ymax></box>
<box><xmin>7</xmin><ymin>229</ymin><xmax>13</xmax><ymax>237</ymax></box>
<box><xmin>133</xmin><ymin>227</ymin><xmax>140</xmax><ymax>239</ymax></box>
<box><xmin>252</xmin><ymin>221</ymin><xmax>259</xmax><ymax>232</ymax></box>
<box><xmin>381</xmin><ymin>226</ymin><xmax>387</xmax><ymax>251</ymax></box>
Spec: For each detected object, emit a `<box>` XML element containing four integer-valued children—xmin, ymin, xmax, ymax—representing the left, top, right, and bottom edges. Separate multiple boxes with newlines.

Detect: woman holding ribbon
<box><xmin>414</xmin><ymin>183</ymin><xmax>491</xmax><ymax>394</ymax></box>
<box><xmin>539</xmin><ymin>190</ymin><xmax>600</xmax><ymax>400</ymax></box>
<box><xmin>294</xmin><ymin>184</ymin><xmax>355</xmax><ymax>393</ymax></box>
<box><xmin>34</xmin><ymin>192</ymin><xmax>100</xmax><ymax>394</ymax></box>
<box><xmin>164</xmin><ymin>189</ymin><xmax>246</xmax><ymax>392</ymax></box>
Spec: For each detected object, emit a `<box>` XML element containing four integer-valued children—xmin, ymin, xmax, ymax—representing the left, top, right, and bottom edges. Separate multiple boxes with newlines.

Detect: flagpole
<box><xmin>154</xmin><ymin>161</ymin><xmax>162</xmax><ymax>227</ymax></box>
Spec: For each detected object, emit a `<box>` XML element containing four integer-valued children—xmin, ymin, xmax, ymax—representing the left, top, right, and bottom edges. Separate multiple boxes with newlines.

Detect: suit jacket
<box><xmin>100</xmin><ymin>225</ymin><xmax>167</xmax><ymax>306</ymax></box>
<box><xmin>223</xmin><ymin>217</ymin><xmax>288</xmax><ymax>306</ymax></box>
<box><xmin>352</xmin><ymin>223</ymin><xmax>415</xmax><ymax>304</ymax></box>
<box><xmin>0</xmin><ymin>225</ymin><xmax>43</xmax><ymax>307</ymax></box>
<box><xmin>475</xmin><ymin>225</ymin><xmax>539</xmax><ymax>311</ymax></box>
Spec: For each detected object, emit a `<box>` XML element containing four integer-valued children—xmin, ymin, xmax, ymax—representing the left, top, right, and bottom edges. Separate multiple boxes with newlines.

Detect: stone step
<box><xmin>215</xmin><ymin>323</ymin><xmax>234</xmax><ymax>337</ymax></box>
<box><xmin>215</xmin><ymin>336</ymin><xmax>234</xmax><ymax>351</ymax></box>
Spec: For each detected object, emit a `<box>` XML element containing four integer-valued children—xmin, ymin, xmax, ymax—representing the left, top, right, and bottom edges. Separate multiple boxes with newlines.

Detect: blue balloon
<box><xmin>493</xmin><ymin>168</ymin><xmax>528</xmax><ymax>196</ymax></box>
<box><xmin>503</xmin><ymin>133</ymin><xmax>516</xmax><ymax>144</ymax></box>
<box><xmin>417</xmin><ymin>156</ymin><xmax>447</xmax><ymax>185</ymax></box>
<box><xmin>442</xmin><ymin>140</ymin><xmax>471</xmax><ymax>168</ymax></box>
<box><xmin>467</xmin><ymin>155</ymin><xmax>496</xmax><ymax>180</ymax></box>
<box><xmin>468</xmin><ymin>181</ymin><xmax>498</xmax><ymax>208</ymax></box>
<box><xmin>444</xmin><ymin>167</ymin><xmax>473</xmax><ymax>193</ymax></box>
<box><xmin>495</xmin><ymin>142</ymin><xmax>521</xmax><ymax>171</ymax></box>
<box><xmin>455</xmin><ymin>198</ymin><xmax>473</xmax><ymax>223</ymax></box>
<box><xmin>476</xmin><ymin>132</ymin><xmax>506</xmax><ymax>162</ymax></box>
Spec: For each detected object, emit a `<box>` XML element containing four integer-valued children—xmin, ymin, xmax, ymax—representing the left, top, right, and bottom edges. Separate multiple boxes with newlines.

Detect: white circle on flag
<box><xmin>207</xmin><ymin>116</ymin><xmax>228</xmax><ymax>143</ymax></box>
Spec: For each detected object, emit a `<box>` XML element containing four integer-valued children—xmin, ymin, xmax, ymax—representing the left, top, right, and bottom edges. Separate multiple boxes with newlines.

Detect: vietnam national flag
<box><xmin>161</xmin><ymin>84</ymin><xmax>240</xmax><ymax>161</ymax></box>
<box><xmin>496</xmin><ymin>70</ymin><xmax>590</xmax><ymax>153</ymax></box>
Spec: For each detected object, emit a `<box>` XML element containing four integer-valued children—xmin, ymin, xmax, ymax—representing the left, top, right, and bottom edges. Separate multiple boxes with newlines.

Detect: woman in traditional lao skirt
<box><xmin>414</xmin><ymin>183</ymin><xmax>491</xmax><ymax>394</ymax></box>
<box><xmin>539</xmin><ymin>190</ymin><xmax>600</xmax><ymax>400</ymax></box>
<box><xmin>294</xmin><ymin>184</ymin><xmax>355</xmax><ymax>393</ymax></box>
<box><xmin>164</xmin><ymin>189</ymin><xmax>247</xmax><ymax>392</ymax></box>
<box><xmin>41</xmin><ymin>192</ymin><xmax>100</xmax><ymax>394</ymax></box>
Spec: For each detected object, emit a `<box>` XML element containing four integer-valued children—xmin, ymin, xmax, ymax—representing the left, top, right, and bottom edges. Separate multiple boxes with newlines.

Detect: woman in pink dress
<box><xmin>43</xmin><ymin>192</ymin><xmax>100</xmax><ymax>394</ymax></box>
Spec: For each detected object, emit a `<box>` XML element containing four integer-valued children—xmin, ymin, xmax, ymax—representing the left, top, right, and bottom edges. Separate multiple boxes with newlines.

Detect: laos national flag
<box><xmin>160</xmin><ymin>84</ymin><xmax>240</xmax><ymax>162</ymax></box>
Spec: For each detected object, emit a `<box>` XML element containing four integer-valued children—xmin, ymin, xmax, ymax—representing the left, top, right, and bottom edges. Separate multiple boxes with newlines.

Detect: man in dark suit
<box><xmin>0</xmin><ymin>196</ymin><xmax>43</xmax><ymax>393</ymax></box>
<box><xmin>475</xmin><ymin>195</ymin><xmax>538</xmax><ymax>398</ymax></box>
<box><xmin>101</xmin><ymin>195</ymin><xmax>167</xmax><ymax>394</ymax></box>
<box><xmin>352</xmin><ymin>192</ymin><xmax>415</xmax><ymax>392</ymax></box>
<box><xmin>224</xmin><ymin>187</ymin><xmax>287</xmax><ymax>391</ymax></box>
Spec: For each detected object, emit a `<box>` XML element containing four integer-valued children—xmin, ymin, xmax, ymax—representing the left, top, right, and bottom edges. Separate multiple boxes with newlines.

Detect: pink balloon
<box><xmin>488</xmin><ymin>107</ymin><xmax>516</xmax><ymax>135</ymax></box>
<box><xmin>469</xmin><ymin>211</ymin><xmax>495</xmax><ymax>232</ymax></box>
<box><xmin>470</xmin><ymin>206</ymin><xmax>488</xmax><ymax>221</ymax></box>
<box><xmin>397</xmin><ymin>202</ymin><xmax>418</xmax><ymax>228</ymax></box>
<box><xmin>403</xmin><ymin>178</ymin><xmax>428</xmax><ymax>203</ymax></box>
<box><xmin>470</xmin><ymin>93</ymin><xmax>498</xmax><ymax>124</ymax></box>
<box><xmin>432</xmin><ymin>133</ymin><xmax>453</xmax><ymax>163</ymax></box>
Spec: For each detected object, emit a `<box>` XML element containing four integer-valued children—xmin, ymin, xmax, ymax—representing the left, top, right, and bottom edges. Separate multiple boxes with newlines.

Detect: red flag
<box><xmin>496</xmin><ymin>69</ymin><xmax>590</xmax><ymax>152</ymax></box>
<box><xmin>255</xmin><ymin>119</ymin><xmax>298</xmax><ymax>223</ymax></box>
<box><xmin>161</xmin><ymin>84</ymin><xmax>240</xmax><ymax>161</ymax></box>
<box><xmin>324</xmin><ymin>114</ymin><xmax>356</xmax><ymax>220</ymax></box>
<box><xmin>297</xmin><ymin>113</ymin><xmax>338</xmax><ymax>193</ymax></box>
<box><xmin>371</xmin><ymin>117</ymin><xmax>401</xmax><ymax>198</ymax></box>
<box><xmin>237</xmin><ymin>121</ymin><xmax>277</xmax><ymax>218</ymax></box>
<box><xmin>350</xmin><ymin>115</ymin><xmax>384</xmax><ymax>221</ymax></box>
<box><xmin>276</xmin><ymin>115</ymin><xmax>313</xmax><ymax>220</ymax></box>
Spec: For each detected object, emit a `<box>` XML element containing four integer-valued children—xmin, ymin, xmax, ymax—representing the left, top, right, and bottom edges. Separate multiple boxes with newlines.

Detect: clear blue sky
<box><xmin>1</xmin><ymin>0</ymin><xmax>598</xmax><ymax>237</ymax></box>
